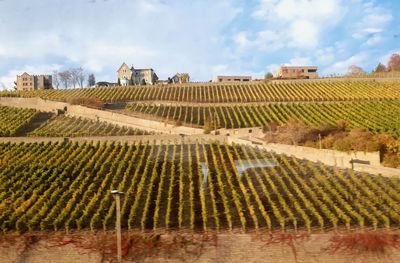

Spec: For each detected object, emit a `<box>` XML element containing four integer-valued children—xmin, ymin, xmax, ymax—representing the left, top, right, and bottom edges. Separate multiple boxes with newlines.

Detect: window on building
<box><xmin>308</xmin><ymin>69</ymin><xmax>317</xmax><ymax>73</ymax></box>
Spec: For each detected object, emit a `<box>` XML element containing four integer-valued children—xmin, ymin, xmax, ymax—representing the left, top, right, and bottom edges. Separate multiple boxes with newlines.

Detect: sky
<box><xmin>0</xmin><ymin>0</ymin><xmax>399</xmax><ymax>89</ymax></box>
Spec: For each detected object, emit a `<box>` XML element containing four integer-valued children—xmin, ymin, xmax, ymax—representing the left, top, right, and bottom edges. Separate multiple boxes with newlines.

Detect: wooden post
<box><xmin>112</xmin><ymin>190</ymin><xmax>124</xmax><ymax>263</ymax></box>
<box><xmin>214</xmin><ymin>111</ymin><xmax>217</xmax><ymax>134</ymax></box>
<box><xmin>115</xmin><ymin>194</ymin><xmax>122</xmax><ymax>263</ymax></box>
<box><xmin>318</xmin><ymin>133</ymin><xmax>322</xmax><ymax>149</ymax></box>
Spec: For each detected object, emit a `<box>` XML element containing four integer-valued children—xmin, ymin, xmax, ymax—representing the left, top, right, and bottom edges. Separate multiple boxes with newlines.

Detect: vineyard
<box><xmin>0</xmin><ymin>106</ymin><xmax>38</xmax><ymax>136</ymax></box>
<box><xmin>126</xmin><ymin>101</ymin><xmax>400</xmax><ymax>137</ymax></box>
<box><xmin>1</xmin><ymin>81</ymin><xmax>399</xmax><ymax>103</ymax></box>
<box><xmin>0</xmin><ymin>105</ymin><xmax>152</xmax><ymax>137</ymax></box>
<box><xmin>28</xmin><ymin>115</ymin><xmax>153</xmax><ymax>137</ymax></box>
<box><xmin>1</xmin><ymin>141</ymin><xmax>400</xmax><ymax>233</ymax></box>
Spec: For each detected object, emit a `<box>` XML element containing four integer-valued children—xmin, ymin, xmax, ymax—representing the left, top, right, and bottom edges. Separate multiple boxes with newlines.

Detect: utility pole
<box><xmin>111</xmin><ymin>190</ymin><xmax>124</xmax><ymax>263</ymax></box>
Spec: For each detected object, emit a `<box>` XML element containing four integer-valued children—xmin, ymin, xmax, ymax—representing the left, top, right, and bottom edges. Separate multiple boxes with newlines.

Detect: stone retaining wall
<box><xmin>0</xmin><ymin>134</ymin><xmax>227</xmax><ymax>145</ymax></box>
<box><xmin>1</xmin><ymin>231</ymin><xmax>400</xmax><ymax>263</ymax></box>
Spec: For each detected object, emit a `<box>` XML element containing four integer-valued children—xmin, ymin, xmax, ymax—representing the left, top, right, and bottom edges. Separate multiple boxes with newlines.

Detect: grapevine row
<box><xmin>1</xmin><ymin>141</ymin><xmax>400</xmax><ymax>232</ymax></box>
<box><xmin>1</xmin><ymin>81</ymin><xmax>399</xmax><ymax>103</ymax></box>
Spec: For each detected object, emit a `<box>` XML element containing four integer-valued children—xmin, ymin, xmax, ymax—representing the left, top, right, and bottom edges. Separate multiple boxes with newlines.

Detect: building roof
<box><xmin>117</xmin><ymin>62</ymin><xmax>130</xmax><ymax>72</ymax></box>
<box><xmin>17</xmin><ymin>72</ymin><xmax>31</xmax><ymax>77</ymax></box>
<box><xmin>217</xmin><ymin>75</ymin><xmax>252</xmax><ymax>78</ymax></box>
<box><xmin>174</xmin><ymin>73</ymin><xmax>189</xmax><ymax>76</ymax></box>
<box><xmin>17</xmin><ymin>72</ymin><xmax>52</xmax><ymax>77</ymax></box>
<box><xmin>132</xmin><ymin>68</ymin><xmax>154</xmax><ymax>71</ymax></box>
<box><xmin>280</xmin><ymin>66</ymin><xmax>318</xmax><ymax>69</ymax></box>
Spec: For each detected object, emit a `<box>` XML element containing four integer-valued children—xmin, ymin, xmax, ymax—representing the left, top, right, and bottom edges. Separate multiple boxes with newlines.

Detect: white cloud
<box><xmin>211</xmin><ymin>64</ymin><xmax>230</xmax><ymax>75</ymax></box>
<box><xmin>137</xmin><ymin>0</ymin><xmax>166</xmax><ymax>12</ymax></box>
<box><xmin>286</xmin><ymin>57</ymin><xmax>313</xmax><ymax>66</ymax></box>
<box><xmin>364</xmin><ymin>34</ymin><xmax>383</xmax><ymax>46</ymax></box>
<box><xmin>315</xmin><ymin>47</ymin><xmax>335</xmax><ymax>65</ymax></box>
<box><xmin>322</xmin><ymin>53</ymin><xmax>369</xmax><ymax>75</ymax></box>
<box><xmin>0</xmin><ymin>0</ymin><xmax>242</xmax><ymax>87</ymax></box>
<box><xmin>233</xmin><ymin>32</ymin><xmax>251</xmax><ymax>49</ymax></box>
<box><xmin>256</xmin><ymin>30</ymin><xmax>283</xmax><ymax>51</ymax></box>
<box><xmin>253</xmin><ymin>0</ymin><xmax>344</xmax><ymax>23</ymax></box>
<box><xmin>232</xmin><ymin>30</ymin><xmax>283</xmax><ymax>53</ymax></box>
<box><xmin>288</xmin><ymin>20</ymin><xmax>319</xmax><ymax>49</ymax></box>
<box><xmin>351</xmin><ymin>1</ymin><xmax>392</xmax><ymax>42</ymax></box>
<box><xmin>251</xmin><ymin>0</ymin><xmax>345</xmax><ymax>49</ymax></box>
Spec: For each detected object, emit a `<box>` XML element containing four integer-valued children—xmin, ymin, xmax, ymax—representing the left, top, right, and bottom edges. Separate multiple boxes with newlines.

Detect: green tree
<box><xmin>374</xmin><ymin>62</ymin><xmax>387</xmax><ymax>73</ymax></box>
<box><xmin>88</xmin><ymin>74</ymin><xmax>96</xmax><ymax>87</ymax></box>
<box><xmin>264</xmin><ymin>72</ymin><xmax>274</xmax><ymax>79</ymax></box>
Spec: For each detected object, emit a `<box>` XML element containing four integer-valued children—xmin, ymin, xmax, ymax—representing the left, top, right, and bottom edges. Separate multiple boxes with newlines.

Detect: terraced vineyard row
<box><xmin>0</xmin><ymin>106</ymin><xmax>38</xmax><ymax>136</ymax></box>
<box><xmin>126</xmin><ymin>101</ymin><xmax>400</xmax><ymax>137</ymax></box>
<box><xmin>1</xmin><ymin>81</ymin><xmax>399</xmax><ymax>102</ymax></box>
<box><xmin>1</xmin><ymin>141</ymin><xmax>400</xmax><ymax>232</ymax></box>
<box><xmin>29</xmin><ymin>115</ymin><xmax>153</xmax><ymax>137</ymax></box>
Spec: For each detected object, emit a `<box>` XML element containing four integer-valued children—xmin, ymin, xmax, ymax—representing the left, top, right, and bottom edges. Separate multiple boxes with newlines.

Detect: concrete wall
<box><xmin>228</xmin><ymin>137</ymin><xmax>400</xmax><ymax>177</ymax></box>
<box><xmin>228</xmin><ymin>137</ymin><xmax>381</xmax><ymax>167</ymax></box>
<box><xmin>0</xmin><ymin>97</ymin><xmax>204</xmax><ymax>135</ymax></box>
<box><xmin>0</xmin><ymin>134</ymin><xmax>227</xmax><ymax>145</ymax></box>
<box><xmin>217</xmin><ymin>127</ymin><xmax>264</xmax><ymax>137</ymax></box>
<box><xmin>0</xmin><ymin>97</ymin><xmax>67</xmax><ymax>112</ymax></box>
<box><xmin>1</xmin><ymin>231</ymin><xmax>400</xmax><ymax>263</ymax></box>
<box><xmin>262</xmin><ymin>143</ymin><xmax>381</xmax><ymax>167</ymax></box>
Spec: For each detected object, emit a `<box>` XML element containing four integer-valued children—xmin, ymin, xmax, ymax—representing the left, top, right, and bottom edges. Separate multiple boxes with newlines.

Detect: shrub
<box><xmin>67</xmin><ymin>97</ymin><xmax>104</xmax><ymax>109</ymax></box>
<box><xmin>327</xmin><ymin>232</ymin><xmax>400</xmax><ymax>255</ymax></box>
<box><xmin>382</xmin><ymin>153</ymin><xmax>400</xmax><ymax>168</ymax></box>
<box><xmin>175</xmin><ymin>119</ymin><xmax>182</xmax><ymax>127</ymax></box>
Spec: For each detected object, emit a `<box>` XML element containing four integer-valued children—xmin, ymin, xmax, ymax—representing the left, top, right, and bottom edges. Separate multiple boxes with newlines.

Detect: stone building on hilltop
<box><xmin>214</xmin><ymin>75</ymin><xmax>252</xmax><ymax>82</ymax></box>
<box><xmin>117</xmin><ymin>62</ymin><xmax>158</xmax><ymax>86</ymax></box>
<box><xmin>276</xmin><ymin>66</ymin><xmax>318</xmax><ymax>79</ymax></box>
<box><xmin>171</xmin><ymin>73</ymin><xmax>190</xmax><ymax>84</ymax></box>
<box><xmin>15</xmin><ymin>72</ymin><xmax>52</xmax><ymax>91</ymax></box>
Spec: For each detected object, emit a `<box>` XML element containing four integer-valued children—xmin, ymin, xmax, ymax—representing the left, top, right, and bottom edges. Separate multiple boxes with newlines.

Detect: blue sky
<box><xmin>0</xmin><ymin>0</ymin><xmax>399</xmax><ymax>89</ymax></box>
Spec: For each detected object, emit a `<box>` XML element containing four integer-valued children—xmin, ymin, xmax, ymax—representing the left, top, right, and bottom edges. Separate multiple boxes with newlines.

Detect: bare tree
<box><xmin>348</xmin><ymin>65</ymin><xmax>364</xmax><ymax>75</ymax></box>
<box><xmin>52</xmin><ymin>70</ymin><xmax>60</xmax><ymax>89</ymax></box>
<box><xmin>76</xmin><ymin>67</ymin><xmax>86</xmax><ymax>88</ymax></box>
<box><xmin>69</xmin><ymin>68</ymin><xmax>80</xmax><ymax>88</ymax></box>
<box><xmin>388</xmin><ymin>53</ymin><xmax>400</xmax><ymax>71</ymax></box>
<box><xmin>58</xmin><ymin>70</ymin><xmax>71</xmax><ymax>89</ymax></box>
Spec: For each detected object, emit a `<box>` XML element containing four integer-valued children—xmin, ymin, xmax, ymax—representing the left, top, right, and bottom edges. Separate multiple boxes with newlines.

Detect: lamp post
<box><xmin>111</xmin><ymin>190</ymin><xmax>124</xmax><ymax>263</ymax></box>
